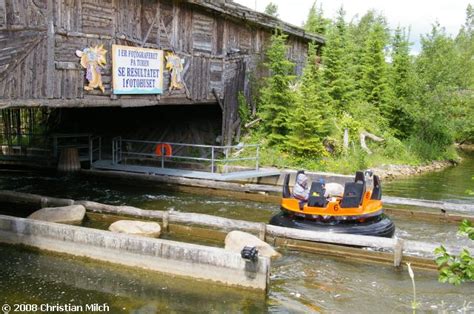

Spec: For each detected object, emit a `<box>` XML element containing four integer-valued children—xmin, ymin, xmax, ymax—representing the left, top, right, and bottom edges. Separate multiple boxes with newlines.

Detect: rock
<box><xmin>109</xmin><ymin>220</ymin><xmax>161</xmax><ymax>238</ymax></box>
<box><xmin>224</xmin><ymin>230</ymin><xmax>281</xmax><ymax>259</ymax></box>
<box><xmin>28</xmin><ymin>205</ymin><xmax>86</xmax><ymax>224</ymax></box>
<box><xmin>324</xmin><ymin>183</ymin><xmax>344</xmax><ymax>197</ymax></box>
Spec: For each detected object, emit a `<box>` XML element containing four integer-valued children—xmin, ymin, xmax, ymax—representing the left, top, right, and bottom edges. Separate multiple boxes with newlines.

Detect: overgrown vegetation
<box><xmin>434</xmin><ymin>220</ymin><xmax>473</xmax><ymax>285</ymax></box>
<box><xmin>239</xmin><ymin>2</ymin><xmax>474</xmax><ymax>173</ymax></box>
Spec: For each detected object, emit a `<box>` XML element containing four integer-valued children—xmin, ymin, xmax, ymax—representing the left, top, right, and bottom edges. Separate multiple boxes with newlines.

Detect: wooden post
<box><xmin>258</xmin><ymin>223</ymin><xmax>266</xmax><ymax>241</ymax></box>
<box><xmin>394</xmin><ymin>238</ymin><xmax>404</xmax><ymax>267</ymax></box>
<box><xmin>57</xmin><ymin>147</ymin><xmax>81</xmax><ymax>172</ymax></box>
<box><xmin>162</xmin><ymin>210</ymin><xmax>169</xmax><ymax>232</ymax></box>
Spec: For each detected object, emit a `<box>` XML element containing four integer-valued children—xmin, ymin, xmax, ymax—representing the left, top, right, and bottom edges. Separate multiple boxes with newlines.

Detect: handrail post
<box><xmin>161</xmin><ymin>143</ymin><xmax>164</xmax><ymax>168</ymax></box>
<box><xmin>53</xmin><ymin>136</ymin><xmax>58</xmax><ymax>158</ymax></box>
<box><xmin>211</xmin><ymin>146</ymin><xmax>215</xmax><ymax>173</ymax></box>
<box><xmin>119</xmin><ymin>136</ymin><xmax>122</xmax><ymax>163</ymax></box>
<box><xmin>112</xmin><ymin>139</ymin><xmax>114</xmax><ymax>164</ymax></box>
<box><xmin>99</xmin><ymin>137</ymin><xmax>102</xmax><ymax>160</ymax></box>
<box><xmin>224</xmin><ymin>146</ymin><xmax>229</xmax><ymax>174</ymax></box>
<box><xmin>89</xmin><ymin>136</ymin><xmax>93</xmax><ymax>165</ymax></box>
<box><xmin>256</xmin><ymin>145</ymin><xmax>260</xmax><ymax>171</ymax></box>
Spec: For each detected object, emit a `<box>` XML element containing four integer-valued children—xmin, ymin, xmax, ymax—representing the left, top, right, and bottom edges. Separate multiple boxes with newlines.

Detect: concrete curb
<box><xmin>0</xmin><ymin>214</ymin><xmax>269</xmax><ymax>291</ymax></box>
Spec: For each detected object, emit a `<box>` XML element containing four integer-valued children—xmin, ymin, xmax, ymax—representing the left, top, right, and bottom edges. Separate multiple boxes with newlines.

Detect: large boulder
<box><xmin>28</xmin><ymin>205</ymin><xmax>86</xmax><ymax>224</ymax></box>
<box><xmin>109</xmin><ymin>220</ymin><xmax>161</xmax><ymax>238</ymax></box>
<box><xmin>224</xmin><ymin>230</ymin><xmax>281</xmax><ymax>259</ymax></box>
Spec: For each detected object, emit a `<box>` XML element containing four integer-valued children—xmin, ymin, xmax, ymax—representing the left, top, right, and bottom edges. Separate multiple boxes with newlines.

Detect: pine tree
<box><xmin>389</xmin><ymin>26</ymin><xmax>417</xmax><ymax>138</ymax></box>
<box><xmin>322</xmin><ymin>8</ymin><xmax>357</xmax><ymax>114</ymax></box>
<box><xmin>258</xmin><ymin>29</ymin><xmax>296</xmax><ymax>146</ymax></box>
<box><xmin>286</xmin><ymin>44</ymin><xmax>330</xmax><ymax>157</ymax></box>
<box><xmin>304</xmin><ymin>1</ymin><xmax>329</xmax><ymax>36</ymax></box>
<box><xmin>360</xmin><ymin>21</ymin><xmax>393</xmax><ymax>114</ymax></box>
<box><xmin>264</xmin><ymin>2</ymin><xmax>278</xmax><ymax>18</ymax></box>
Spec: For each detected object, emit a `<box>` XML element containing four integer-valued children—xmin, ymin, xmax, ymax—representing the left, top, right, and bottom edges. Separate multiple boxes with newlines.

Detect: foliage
<box><xmin>246</xmin><ymin>5</ymin><xmax>474</xmax><ymax>172</ymax></box>
<box><xmin>459</xmin><ymin>219</ymin><xmax>474</xmax><ymax>240</ymax></box>
<box><xmin>285</xmin><ymin>43</ymin><xmax>331</xmax><ymax>158</ymax></box>
<box><xmin>360</xmin><ymin>19</ymin><xmax>393</xmax><ymax>114</ymax></box>
<box><xmin>467</xmin><ymin>176</ymin><xmax>474</xmax><ymax>195</ymax></box>
<box><xmin>434</xmin><ymin>220</ymin><xmax>474</xmax><ymax>285</ymax></box>
<box><xmin>238</xmin><ymin>92</ymin><xmax>251</xmax><ymax>126</ymax></box>
<box><xmin>322</xmin><ymin>8</ymin><xmax>358</xmax><ymax>114</ymax></box>
<box><xmin>257</xmin><ymin>29</ymin><xmax>296</xmax><ymax>147</ymax></box>
<box><xmin>388</xmin><ymin>27</ymin><xmax>417</xmax><ymax>139</ymax></box>
<box><xmin>304</xmin><ymin>1</ymin><xmax>330</xmax><ymax>36</ymax></box>
<box><xmin>264</xmin><ymin>2</ymin><xmax>278</xmax><ymax>17</ymax></box>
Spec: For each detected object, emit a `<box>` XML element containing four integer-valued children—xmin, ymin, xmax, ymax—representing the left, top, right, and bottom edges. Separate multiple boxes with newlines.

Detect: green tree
<box><xmin>264</xmin><ymin>2</ymin><xmax>279</xmax><ymax>18</ymax></box>
<box><xmin>414</xmin><ymin>23</ymin><xmax>459</xmax><ymax>149</ymax></box>
<box><xmin>360</xmin><ymin>21</ymin><xmax>393</xmax><ymax>114</ymax></box>
<box><xmin>304</xmin><ymin>1</ymin><xmax>330</xmax><ymax>36</ymax></box>
<box><xmin>322</xmin><ymin>8</ymin><xmax>358</xmax><ymax>114</ymax></box>
<box><xmin>389</xmin><ymin>26</ymin><xmax>417</xmax><ymax>138</ymax></box>
<box><xmin>286</xmin><ymin>43</ymin><xmax>331</xmax><ymax>157</ymax></box>
<box><xmin>453</xmin><ymin>5</ymin><xmax>474</xmax><ymax>143</ymax></box>
<box><xmin>456</xmin><ymin>4</ymin><xmax>474</xmax><ymax>89</ymax></box>
<box><xmin>258</xmin><ymin>29</ymin><xmax>296</xmax><ymax>146</ymax></box>
<box><xmin>349</xmin><ymin>11</ymin><xmax>384</xmax><ymax>86</ymax></box>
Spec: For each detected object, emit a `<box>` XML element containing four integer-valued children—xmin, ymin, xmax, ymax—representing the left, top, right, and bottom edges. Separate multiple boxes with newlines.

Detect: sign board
<box><xmin>112</xmin><ymin>45</ymin><xmax>164</xmax><ymax>94</ymax></box>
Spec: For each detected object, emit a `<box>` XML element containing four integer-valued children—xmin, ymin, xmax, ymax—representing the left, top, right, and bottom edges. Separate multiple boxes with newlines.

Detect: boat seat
<box><xmin>340</xmin><ymin>182</ymin><xmax>365</xmax><ymax>208</ymax></box>
<box><xmin>355</xmin><ymin>171</ymin><xmax>365</xmax><ymax>184</ymax></box>
<box><xmin>307</xmin><ymin>182</ymin><xmax>328</xmax><ymax>207</ymax></box>
<box><xmin>371</xmin><ymin>175</ymin><xmax>382</xmax><ymax>200</ymax></box>
<box><xmin>282</xmin><ymin>173</ymin><xmax>291</xmax><ymax>198</ymax></box>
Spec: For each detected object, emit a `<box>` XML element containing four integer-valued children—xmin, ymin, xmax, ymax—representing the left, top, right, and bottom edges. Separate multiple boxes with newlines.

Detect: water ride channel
<box><xmin>0</xmin><ymin>151</ymin><xmax>473</xmax><ymax>313</ymax></box>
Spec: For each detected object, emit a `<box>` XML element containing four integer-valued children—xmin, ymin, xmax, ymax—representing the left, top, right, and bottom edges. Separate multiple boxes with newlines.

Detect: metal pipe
<box><xmin>211</xmin><ymin>146</ymin><xmax>215</xmax><ymax>173</ymax></box>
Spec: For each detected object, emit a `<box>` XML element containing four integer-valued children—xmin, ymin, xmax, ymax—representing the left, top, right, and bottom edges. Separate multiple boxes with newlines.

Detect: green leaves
<box><xmin>434</xmin><ymin>221</ymin><xmax>474</xmax><ymax>285</ymax></box>
<box><xmin>258</xmin><ymin>29</ymin><xmax>296</xmax><ymax>147</ymax></box>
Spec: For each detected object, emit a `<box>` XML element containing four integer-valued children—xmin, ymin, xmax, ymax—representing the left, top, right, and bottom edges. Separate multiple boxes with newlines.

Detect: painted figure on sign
<box><xmin>76</xmin><ymin>45</ymin><xmax>107</xmax><ymax>93</ymax></box>
<box><xmin>165</xmin><ymin>52</ymin><xmax>184</xmax><ymax>91</ymax></box>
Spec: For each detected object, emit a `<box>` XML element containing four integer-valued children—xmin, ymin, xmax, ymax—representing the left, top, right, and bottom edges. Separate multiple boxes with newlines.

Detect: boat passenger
<box><xmin>293</xmin><ymin>173</ymin><xmax>310</xmax><ymax>205</ymax></box>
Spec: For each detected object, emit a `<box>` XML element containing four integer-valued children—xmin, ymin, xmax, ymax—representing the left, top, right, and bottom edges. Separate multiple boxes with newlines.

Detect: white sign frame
<box><xmin>112</xmin><ymin>45</ymin><xmax>164</xmax><ymax>95</ymax></box>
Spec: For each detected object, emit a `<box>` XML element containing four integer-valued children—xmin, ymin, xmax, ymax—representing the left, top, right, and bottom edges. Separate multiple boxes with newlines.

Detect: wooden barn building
<box><xmin>0</xmin><ymin>0</ymin><xmax>323</xmax><ymax>172</ymax></box>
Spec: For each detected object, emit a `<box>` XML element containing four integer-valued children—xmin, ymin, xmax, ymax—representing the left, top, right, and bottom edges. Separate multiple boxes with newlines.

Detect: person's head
<box><xmin>296</xmin><ymin>173</ymin><xmax>308</xmax><ymax>188</ymax></box>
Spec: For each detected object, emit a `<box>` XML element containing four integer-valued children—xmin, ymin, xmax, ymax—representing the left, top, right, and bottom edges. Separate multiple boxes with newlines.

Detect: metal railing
<box><xmin>0</xmin><ymin>132</ymin><xmax>52</xmax><ymax>159</ymax></box>
<box><xmin>111</xmin><ymin>137</ymin><xmax>260</xmax><ymax>173</ymax></box>
<box><xmin>89</xmin><ymin>136</ymin><xmax>102</xmax><ymax>164</ymax></box>
<box><xmin>112</xmin><ymin>136</ymin><xmax>122</xmax><ymax>164</ymax></box>
<box><xmin>52</xmin><ymin>133</ymin><xmax>93</xmax><ymax>159</ymax></box>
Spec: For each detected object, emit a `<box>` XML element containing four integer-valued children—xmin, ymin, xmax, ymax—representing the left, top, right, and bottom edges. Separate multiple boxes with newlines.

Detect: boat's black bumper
<box><xmin>269</xmin><ymin>212</ymin><xmax>395</xmax><ymax>238</ymax></box>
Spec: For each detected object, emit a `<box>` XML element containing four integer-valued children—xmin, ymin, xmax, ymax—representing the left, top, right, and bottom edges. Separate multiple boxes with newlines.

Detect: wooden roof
<box><xmin>186</xmin><ymin>0</ymin><xmax>325</xmax><ymax>44</ymax></box>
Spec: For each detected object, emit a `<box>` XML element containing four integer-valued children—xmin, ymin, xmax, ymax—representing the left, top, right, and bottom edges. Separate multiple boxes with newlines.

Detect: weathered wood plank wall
<box><xmin>0</xmin><ymin>0</ymin><xmax>321</xmax><ymax>142</ymax></box>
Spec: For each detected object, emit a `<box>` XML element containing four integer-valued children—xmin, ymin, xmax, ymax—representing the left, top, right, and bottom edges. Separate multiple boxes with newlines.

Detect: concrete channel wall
<box><xmin>0</xmin><ymin>215</ymin><xmax>270</xmax><ymax>291</ymax></box>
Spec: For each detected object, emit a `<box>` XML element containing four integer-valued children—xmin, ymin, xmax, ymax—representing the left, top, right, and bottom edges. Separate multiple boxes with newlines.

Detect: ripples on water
<box><xmin>384</xmin><ymin>151</ymin><xmax>474</xmax><ymax>205</ymax></box>
<box><xmin>1</xmin><ymin>156</ymin><xmax>473</xmax><ymax>312</ymax></box>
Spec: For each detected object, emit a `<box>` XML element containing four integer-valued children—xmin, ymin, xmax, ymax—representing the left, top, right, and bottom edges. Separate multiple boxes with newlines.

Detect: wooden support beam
<box><xmin>45</xmin><ymin>0</ymin><xmax>55</xmax><ymax>98</ymax></box>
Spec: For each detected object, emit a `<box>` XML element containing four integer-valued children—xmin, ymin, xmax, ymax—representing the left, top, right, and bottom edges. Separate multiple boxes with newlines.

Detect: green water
<box><xmin>384</xmin><ymin>151</ymin><xmax>474</xmax><ymax>206</ymax></box>
<box><xmin>0</xmin><ymin>154</ymin><xmax>473</xmax><ymax>313</ymax></box>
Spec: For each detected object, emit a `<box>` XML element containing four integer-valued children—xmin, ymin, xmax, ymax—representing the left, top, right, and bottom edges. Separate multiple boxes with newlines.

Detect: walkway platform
<box><xmin>92</xmin><ymin>160</ymin><xmax>280</xmax><ymax>181</ymax></box>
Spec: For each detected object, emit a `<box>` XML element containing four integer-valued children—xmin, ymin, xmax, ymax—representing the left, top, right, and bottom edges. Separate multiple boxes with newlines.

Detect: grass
<box><xmin>236</xmin><ymin>132</ymin><xmax>459</xmax><ymax>174</ymax></box>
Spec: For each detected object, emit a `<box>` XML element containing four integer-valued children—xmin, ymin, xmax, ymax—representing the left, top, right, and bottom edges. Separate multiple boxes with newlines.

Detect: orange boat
<box><xmin>269</xmin><ymin>171</ymin><xmax>395</xmax><ymax>238</ymax></box>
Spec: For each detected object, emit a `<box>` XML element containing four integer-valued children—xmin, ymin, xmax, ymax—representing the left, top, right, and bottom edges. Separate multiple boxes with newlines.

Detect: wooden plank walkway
<box><xmin>92</xmin><ymin>160</ymin><xmax>280</xmax><ymax>181</ymax></box>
